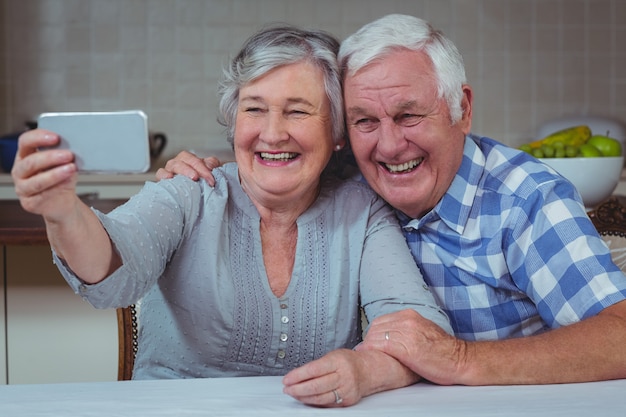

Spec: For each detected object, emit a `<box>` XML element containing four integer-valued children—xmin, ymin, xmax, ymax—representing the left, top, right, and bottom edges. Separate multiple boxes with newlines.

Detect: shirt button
<box><xmin>280</xmin><ymin>333</ymin><xmax>288</xmax><ymax>342</ymax></box>
<box><xmin>280</xmin><ymin>303</ymin><xmax>288</xmax><ymax>309</ymax></box>
<box><xmin>281</xmin><ymin>316</ymin><xmax>289</xmax><ymax>323</ymax></box>
<box><xmin>277</xmin><ymin>350</ymin><xmax>286</xmax><ymax>359</ymax></box>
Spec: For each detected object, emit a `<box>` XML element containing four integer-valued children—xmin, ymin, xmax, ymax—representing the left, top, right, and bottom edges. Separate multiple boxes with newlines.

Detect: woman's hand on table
<box><xmin>282</xmin><ymin>348</ymin><xmax>419</xmax><ymax>407</ymax></box>
<box><xmin>155</xmin><ymin>150</ymin><xmax>221</xmax><ymax>186</ymax></box>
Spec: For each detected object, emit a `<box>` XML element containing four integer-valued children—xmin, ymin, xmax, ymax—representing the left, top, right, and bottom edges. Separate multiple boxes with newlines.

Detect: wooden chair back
<box><xmin>116</xmin><ymin>304</ymin><xmax>138</xmax><ymax>380</ymax></box>
<box><xmin>588</xmin><ymin>196</ymin><xmax>626</xmax><ymax>271</ymax></box>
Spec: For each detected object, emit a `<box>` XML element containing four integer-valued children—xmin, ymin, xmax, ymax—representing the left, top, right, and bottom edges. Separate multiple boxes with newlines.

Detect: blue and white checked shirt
<box><xmin>395</xmin><ymin>135</ymin><xmax>626</xmax><ymax>341</ymax></box>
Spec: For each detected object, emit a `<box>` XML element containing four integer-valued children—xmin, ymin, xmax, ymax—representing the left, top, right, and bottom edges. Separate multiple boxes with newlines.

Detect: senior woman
<box><xmin>11</xmin><ymin>26</ymin><xmax>451</xmax><ymax>407</ymax></box>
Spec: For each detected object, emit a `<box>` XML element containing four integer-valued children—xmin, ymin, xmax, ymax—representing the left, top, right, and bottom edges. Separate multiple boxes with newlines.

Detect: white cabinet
<box><xmin>0</xmin><ymin>173</ymin><xmax>149</xmax><ymax>385</ymax></box>
<box><xmin>2</xmin><ymin>245</ymin><xmax>118</xmax><ymax>384</ymax></box>
<box><xmin>1</xmin><ymin>248</ymin><xmax>6</xmax><ymax>384</ymax></box>
<box><xmin>614</xmin><ymin>177</ymin><xmax>626</xmax><ymax>196</ymax></box>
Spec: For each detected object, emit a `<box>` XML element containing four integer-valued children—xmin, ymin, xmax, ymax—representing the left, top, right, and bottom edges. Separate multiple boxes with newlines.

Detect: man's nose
<box><xmin>376</xmin><ymin>120</ymin><xmax>408</xmax><ymax>157</ymax></box>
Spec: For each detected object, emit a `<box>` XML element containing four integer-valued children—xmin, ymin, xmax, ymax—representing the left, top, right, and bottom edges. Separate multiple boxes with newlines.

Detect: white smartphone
<box><xmin>37</xmin><ymin>110</ymin><xmax>150</xmax><ymax>173</ymax></box>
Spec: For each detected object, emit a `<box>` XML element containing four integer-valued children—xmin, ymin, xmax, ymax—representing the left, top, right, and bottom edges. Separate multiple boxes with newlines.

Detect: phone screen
<box><xmin>37</xmin><ymin>110</ymin><xmax>150</xmax><ymax>173</ymax></box>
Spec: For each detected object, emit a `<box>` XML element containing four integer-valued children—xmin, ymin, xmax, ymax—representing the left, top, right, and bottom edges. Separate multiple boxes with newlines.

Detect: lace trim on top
<box><xmin>226</xmin><ymin>203</ymin><xmax>330</xmax><ymax>370</ymax></box>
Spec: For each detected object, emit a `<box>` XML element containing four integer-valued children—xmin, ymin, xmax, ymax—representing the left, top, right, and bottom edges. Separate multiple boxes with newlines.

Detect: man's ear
<box><xmin>457</xmin><ymin>84</ymin><xmax>473</xmax><ymax>135</ymax></box>
<box><xmin>458</xmin><ymin>84</ymin><xmax>473</xmax><ymax>135</ymax></box>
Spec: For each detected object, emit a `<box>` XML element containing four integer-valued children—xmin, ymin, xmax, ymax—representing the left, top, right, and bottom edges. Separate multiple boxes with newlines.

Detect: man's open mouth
<box><xmin>259</xmin><ymin>152</ymin><xmax>299</xmax><ymax>162</ymax></box>
<box><xmin>383</xmin><ymin>157</ymin><xmax>423</xmax><ymax>173</ymax></box>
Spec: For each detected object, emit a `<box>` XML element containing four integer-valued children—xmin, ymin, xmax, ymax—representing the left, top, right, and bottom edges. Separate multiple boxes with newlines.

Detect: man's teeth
<box><xmin>260</xmin><ymin>152</ymin><xmax>298</xmax><ymax>161</ymax></box>
<box><xmin>385</xmin><ymin>158</ymin><xmax>423</xmax><ymax>173</ymax></box>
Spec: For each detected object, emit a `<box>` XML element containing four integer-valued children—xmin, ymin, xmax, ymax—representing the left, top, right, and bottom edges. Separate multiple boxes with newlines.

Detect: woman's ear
<box><xmin>334</xmin><ymin>139</ymin><xmax>346</xmax><ymax>151</ymax></box>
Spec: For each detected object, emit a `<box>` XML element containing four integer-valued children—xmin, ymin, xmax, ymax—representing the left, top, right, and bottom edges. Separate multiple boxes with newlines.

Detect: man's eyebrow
<box><xmin>395</xmin><ymin>100</ymin><xmax>419</xmax><ymax>111</ymax></box>
<box><xmin>346</xmin><ymin>106</ymin><xmax>367</xmax><ymax>116</ymax></box>
<box><xmin>347</xmin><ymin>100</ymin><xmax>420</xmax><ymax>114</ymax></box>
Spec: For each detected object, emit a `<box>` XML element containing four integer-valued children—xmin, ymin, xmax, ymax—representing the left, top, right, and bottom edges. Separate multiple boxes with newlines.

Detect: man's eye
<box><xmin>352</xmin><ymin>118</ymin><xmax>378</xmax><ymax>133</ymax></box>
<box><xmin>398</xmin><ymin>114</ymin><xmax>423</xmax><ymax>126</ymax></box>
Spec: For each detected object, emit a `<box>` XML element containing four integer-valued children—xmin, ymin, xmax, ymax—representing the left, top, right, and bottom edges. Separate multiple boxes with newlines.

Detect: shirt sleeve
<box><xmin>55</xmin><ymin>176</ymin><xmax>209</xmax><ymax>308</ymax></box>
<box><xmin>359</xmin><ymin>195</ymin><xmax>453</xmax><ymax>335</ymax></box>
<box><xmin>506</xmin><ymin>178</ymin><xmax>626</xmax><ymax>327</ymax></box>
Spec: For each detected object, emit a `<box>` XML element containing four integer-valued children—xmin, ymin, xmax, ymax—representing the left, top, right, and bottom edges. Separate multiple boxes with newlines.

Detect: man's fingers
<box><xmin>155</xmin><ymin>167</ymin><xmax>174</xmax><ymax>180</ymax></box>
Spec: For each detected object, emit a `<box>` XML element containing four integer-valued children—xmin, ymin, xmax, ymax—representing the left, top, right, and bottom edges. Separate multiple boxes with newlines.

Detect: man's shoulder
<box><xmin>473</xmin><ymin>135</ymin><xmax>570</xmax><ymax>200</ymax></box>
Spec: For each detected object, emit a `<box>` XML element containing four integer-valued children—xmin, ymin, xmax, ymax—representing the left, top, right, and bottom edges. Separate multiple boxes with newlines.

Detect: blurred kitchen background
<box><xmin>1</xmin><ymin>0</ymin><xmax>625</xmax><ymax>386</ymax></box>
<box><xmin>1</xmin><ymin>0</ymin><xmax>625</xmax><ymax>161</ymax></box>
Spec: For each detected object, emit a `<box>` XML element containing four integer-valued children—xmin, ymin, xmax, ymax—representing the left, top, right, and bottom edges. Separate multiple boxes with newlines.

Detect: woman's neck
<box><xmin>244</xmin><ymin>180</ymin><xmax>321</xmax><ymax>225</ymax></box>
<box><xmin>259</xmin><ymin>219</ymin><xmax>298</xmax><ymax>298</ymax></box>
<box><xmin>245</xmin><ymin>181</ymin><xmax>321</xmax><ymax>298</ymax></box>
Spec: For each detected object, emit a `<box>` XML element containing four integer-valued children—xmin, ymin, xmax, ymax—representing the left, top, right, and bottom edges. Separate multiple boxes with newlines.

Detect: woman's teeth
<box><xmin>260</xmin><ymin>152</ymin><xmax>298</xmax><ymax>161</ymax></box>
<box><xmin>385</xmin><ymin>158</ymin><xmax>423</xmax><ymax>173</ymax></box>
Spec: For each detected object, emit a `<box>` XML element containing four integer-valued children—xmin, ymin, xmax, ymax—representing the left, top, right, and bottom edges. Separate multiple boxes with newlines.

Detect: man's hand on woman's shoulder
<box><xmin>155</xmin><ymin>150</ymin><xmax>221</xmax><ymax>186</ymax></box>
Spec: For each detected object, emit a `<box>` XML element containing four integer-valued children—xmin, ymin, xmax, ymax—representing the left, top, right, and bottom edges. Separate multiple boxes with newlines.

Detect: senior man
<box><xmin>159</xmin><ymin>14</ymin><xmax>626</xmax><ymax>386</ymax></box>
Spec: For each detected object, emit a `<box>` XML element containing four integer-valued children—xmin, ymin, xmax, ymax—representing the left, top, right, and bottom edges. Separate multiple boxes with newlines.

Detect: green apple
<box><xmin>578</xmin><ymin>143</ymin><xmax>602</xmax><ymax>157</ymax></box>
<box><xmin>587</xmin><ymin>135</ymin><xmax>622</xmax><ymax>157</ymax></box>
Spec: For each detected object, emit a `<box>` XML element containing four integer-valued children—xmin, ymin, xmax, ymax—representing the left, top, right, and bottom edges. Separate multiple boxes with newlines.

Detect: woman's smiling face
<box><xmin>234</xmin><ymin>61</ymin><xmax>334</xmax><ymax>208</ymax></box>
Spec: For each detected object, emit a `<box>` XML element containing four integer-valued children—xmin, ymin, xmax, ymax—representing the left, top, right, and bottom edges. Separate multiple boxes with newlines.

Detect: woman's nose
<box><xmin>259</xmin><ymin>112</ymin><xmax>289</xmax><ymax>144</ymax></box>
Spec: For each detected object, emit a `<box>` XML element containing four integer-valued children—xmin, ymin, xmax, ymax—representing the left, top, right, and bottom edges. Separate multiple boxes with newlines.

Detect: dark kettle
<box><xmin>149</xmin><ymin>132</ymin><xmax>167</xmax><ymax>159</ymax></box>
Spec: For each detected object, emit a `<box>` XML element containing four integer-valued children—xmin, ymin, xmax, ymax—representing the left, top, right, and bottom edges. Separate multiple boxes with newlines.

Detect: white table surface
<box><xmin>1</xmin><ymin>376</ymin><xmax>624</xmax><ymax>416</ymax></box>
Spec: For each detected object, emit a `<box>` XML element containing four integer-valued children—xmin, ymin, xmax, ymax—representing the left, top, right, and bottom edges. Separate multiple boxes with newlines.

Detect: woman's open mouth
<box><xmin>258</xmin><ymin>152</ymin><xmax>299</xmax><ymax>162</ymax></box>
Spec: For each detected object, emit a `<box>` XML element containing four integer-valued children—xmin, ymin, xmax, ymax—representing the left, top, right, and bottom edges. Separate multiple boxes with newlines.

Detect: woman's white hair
<box><xmin>338</xmin><ymin>14</ymin><xmax>467</xmax><ymax>123</ymax></box>
<box><xmin>218</xmin><ymin>25</ymin><xmax>344</xmax><ymax>146</ymax></box>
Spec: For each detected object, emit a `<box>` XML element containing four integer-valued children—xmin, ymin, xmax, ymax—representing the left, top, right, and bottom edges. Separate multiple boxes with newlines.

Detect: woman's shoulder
<box><xmin>144</xmin><ymin>164</ymin><xmax>235</xmax><ymax>208</ymax></box>
<box><xmin>322</xmin><ymin>175</ymin><xmax>379</xmax><ymax>201</ymax></box>
<box><xmin>313</xmin><ymin>176</ymin><xmax>389</xmax><ymax>220</ymax></box>
<box><xmin>307</xmin><ymin>176</ymin><xmax>396</xmax><ymax>231</ymax></box>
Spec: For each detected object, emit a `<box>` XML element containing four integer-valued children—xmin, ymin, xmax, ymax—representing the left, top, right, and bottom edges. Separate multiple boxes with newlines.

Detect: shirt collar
<box><xmin>398</xmin><ymin>136</ymin><xmax>484</xmax><ymax>234</ymax></box>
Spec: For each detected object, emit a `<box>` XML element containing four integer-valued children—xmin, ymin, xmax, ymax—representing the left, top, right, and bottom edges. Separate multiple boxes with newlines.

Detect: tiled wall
<box><xmin>1</xmin><ymin>0</ymin><xmax>625</xmax><ymax>159</ymax></box>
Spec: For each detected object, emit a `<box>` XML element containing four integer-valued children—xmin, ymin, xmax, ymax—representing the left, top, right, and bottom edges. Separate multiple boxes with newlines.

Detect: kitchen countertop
<box><xmin>0</xmin><ymin>198</ymin><xmax>126</xmax><ymax>245</ymax></box>
<box><xmin>0</xmin><ymin>171</ymin><xmax>156</xmax><ymax>184</ymax></box>
<box><xmin>0</xmin><ymin>172</ymin><xmax>157</xmax><ymax>200</ymax></box>
<box><xmin>0</xmin><ymin>148</ymin><xmax>235</xmax><ymax>191</ymax></box>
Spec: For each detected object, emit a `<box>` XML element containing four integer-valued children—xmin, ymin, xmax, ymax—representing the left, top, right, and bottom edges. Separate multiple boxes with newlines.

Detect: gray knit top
<box><xmin>56</xmin><ymin>162</ymin><xmax>451</xmax><ymax>379</ymax></box>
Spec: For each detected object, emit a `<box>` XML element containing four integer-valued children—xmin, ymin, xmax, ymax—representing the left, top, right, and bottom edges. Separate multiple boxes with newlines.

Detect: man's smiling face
<box><xmin>344</xmin><ymin>49</ymin><xmax>472</xmax><ymax>218</ymax></box>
